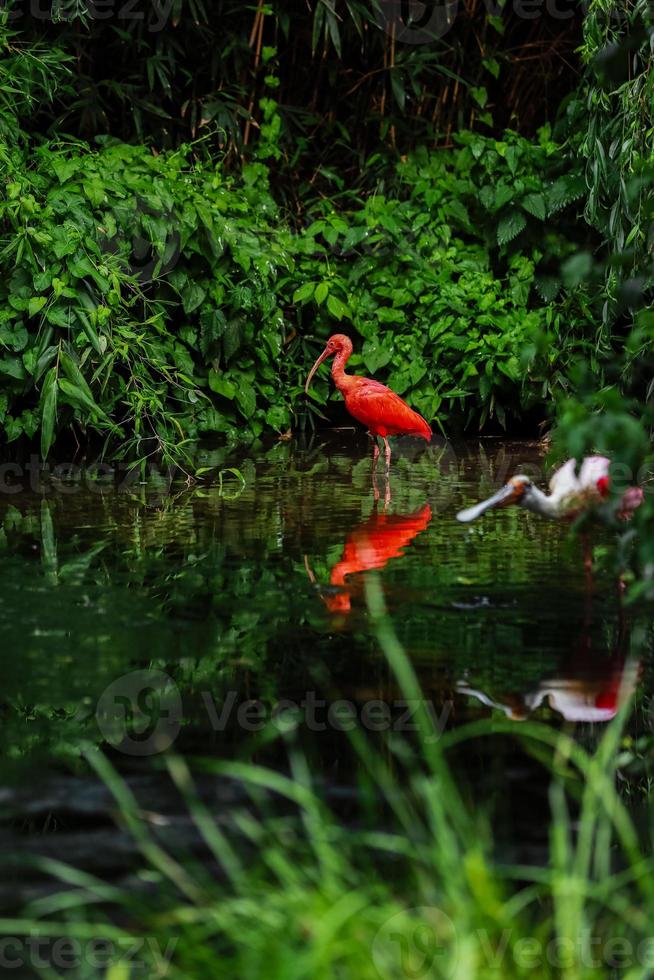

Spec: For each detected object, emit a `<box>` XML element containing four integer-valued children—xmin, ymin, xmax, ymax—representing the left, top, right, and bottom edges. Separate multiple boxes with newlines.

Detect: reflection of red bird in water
<box><xmin>306</xmin><ymin>503</ymin><xmax>432</xmax><ymax>614</ymax></box>
<box><xmin>305</xmin><ymin>334</ymin><xmax>432</xmax><ymax>471</ymax></box>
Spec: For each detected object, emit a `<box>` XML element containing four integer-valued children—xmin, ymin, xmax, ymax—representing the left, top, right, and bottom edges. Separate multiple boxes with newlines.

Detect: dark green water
<box><xmin>0</xmin><ymin>434</ymin><xmax>649</xmax><ymax>771</ymax></box>
<box><xmin>0</xmin><ymin>433</ymin><xmax>652</xmax><ymax>896</ymax></box>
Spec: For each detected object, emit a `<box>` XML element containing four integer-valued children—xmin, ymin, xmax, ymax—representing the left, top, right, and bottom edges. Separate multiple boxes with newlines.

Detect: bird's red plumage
<box><xmin>344</xmin><ymin>378</ymin><xmax>432</xmax><ymax>441</ymax></box>
<box><xmin>304</xmin><ymin>334</ymin><xmax>432</xmax><ymax>455</ymax></box>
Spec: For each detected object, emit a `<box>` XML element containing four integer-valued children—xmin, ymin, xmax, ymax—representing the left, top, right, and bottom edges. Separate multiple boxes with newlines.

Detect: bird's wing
<box><xmin>548</xmin><ymin>458</ymin><xmax>580</xmax><ymax>497</ymax></box>
<box><xmin>346</xmin><ymin>381</ymin><xmax>431</xmax><ymax>438</ymax></box>
<box><xmin>578</xmin><ymin>456</ymin><xmax>610</xmax><ymax>490</ymax></box>
<box><xmin>549</xmin><ymin>456</ymin><xmax>611</xmax><ymax>509</ymax></box>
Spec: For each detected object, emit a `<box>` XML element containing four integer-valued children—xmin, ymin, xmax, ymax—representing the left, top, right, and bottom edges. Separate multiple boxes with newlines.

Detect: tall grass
<box><xmin>1</xmin><ymin>575</ymin><xmax>652</xmax><ymax>979</ymax></box>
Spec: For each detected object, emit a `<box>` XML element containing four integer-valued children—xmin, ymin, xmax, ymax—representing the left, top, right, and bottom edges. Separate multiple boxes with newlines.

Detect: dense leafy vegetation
<box><xmin>2</xmin><ymin>2</ymin><xmax>652</xmax><ymax>478</ymax></box>
<box><xmin>0</xmin><ymin>21</ymin><xmax>595</xmax><ymax>463</ymax></box>
<box><xmin>549</xmin><ymin>0</ymin><xmax>654</xmax><ymax>588</ymax></box>
<box><xmin>4</xmin><ymin>6</ymin><xmax>654</xmax><ymax>979</ymax></box>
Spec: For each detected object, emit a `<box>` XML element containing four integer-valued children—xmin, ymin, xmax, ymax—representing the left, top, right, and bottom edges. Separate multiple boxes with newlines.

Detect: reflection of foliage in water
<box><xmin>0</xmin><ymin>440</ymin><xmax>651</xmax><ymax>764</ymax></box>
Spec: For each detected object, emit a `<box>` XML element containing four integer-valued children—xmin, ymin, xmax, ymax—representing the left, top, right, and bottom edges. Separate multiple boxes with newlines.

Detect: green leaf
<box><xmin>493</xmin><ymin>184</ymin><xmax>514</xmax><ymax>211</ymax></box>
<box><xmin>182</xmin><ymin>282</ymin><xmax>206</xmax><ymax>315</ymax></box>
<box><xmin>505</xmin><ymin>146</ymin><xmax>519</xmax><ymax>175</ymax></box>
<box><xmin>497</xmin><ymin>210</ymin><xmax>527</xmax><ymax>246</ymax></box>
<box><xmin>482</xmin><ymin>57</ymin><xmax>500</xmax><ymax>79</ymax></box>
<box><xmin>46</xmin><ymin>305</ymin><xmax>71</xmax><ymax>328</ymax></box>
<box><xmin>293</xmin><ymin>282</ymin><xmax>315</xmax><ymax>304</ymax></box>
<box><xmin>83</xmin><ymin>181</ymin><xmax>105</xmax><ymax>206</ymax></box>
<box><xmin>28</xmin><ymin>297</ymin><xmax>48</xmax><ymax>318</ymax></box>
<box><xmin>534</xmin><ymin>275</ymin><xmax>562</xmax><ymax>303</ymax></box>
<box><xmin>76</xmin><ymin>310</ymin><xmax>103</xmax><ymax>356</ymax></box>
<box><xmin>59</xmin><ymin>351</ymin><xmax>95</xmax><ymax>404</ymax></box>
<box><xmin>561</xmin><ymin>252</ymin><xmax>593</xmax><ymax>289</ymax></box>
<box><xmin>208</xmin><ymin>370</ymin><xmax>236</xmax><ymax>399</ymax></box>
<box><xmin>40</xmin><ymin>367</ymin><xmax>58</xmax><ymax>460</ymax></box>
<box><xmin>266</xmin><ymin>405</ymin><xmax>290</xmax><ymax>431</ymax></box>
<box><xmin>521</xmin><ymin>193</ymin><xmax>546</xmax><ymax>221</ymax></box>
<box><xmin>547</xmin><ymin>175</ymin><xmax>586</xmax><ymax>214</ymax></box>
<box><xmin>390</xmin><ymin>71</ymin><xmax>406</xmax><ymax>112</ymax></box>
<box><xmin>314</xmin><ymin>281</ymin><xmax>329</xmax><ymax>305</ymax></box>
<box><xmin>218</xmin><ymin>467</ymin><xmax>247</xmax><ymax>499</ymax></box>
<box><xmin>236</xmin><ymin>382</ymin><xmax>257</xmax><ymax>417</ymax></box>
<box><xmin>0</xmin><ymin>356</ymin><xmax>26</xmax><ymax>381</ymax></box>
<box><xmin>327</xmin><ymin>294</ymin><xmax>350</xmax><ymax>321</ymax></box>
<box><xmin>58</xmin><ymin>378</ymin><xmax>105</xmax><ymax>418</ymax></box>
<box><xmin>363</xmin><ymin>341</ymin><xmax>391</xmax><ymax>374</ymax></box>
<box><xmin>51</xmin><ymin>157</ymin><xmax>78</xmax><ymax>184</ymax></box>
<box><xmin>445</xmin><ymin>199</ymin><xmax>472</xmax><ymax>228</ymax></box>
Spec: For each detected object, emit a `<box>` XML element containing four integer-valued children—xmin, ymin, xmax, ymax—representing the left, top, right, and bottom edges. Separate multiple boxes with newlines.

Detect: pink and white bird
<box><xmin>456</xmin><ymin>456</ymin><xmax>643</xmax><ymax>524</ymax></box>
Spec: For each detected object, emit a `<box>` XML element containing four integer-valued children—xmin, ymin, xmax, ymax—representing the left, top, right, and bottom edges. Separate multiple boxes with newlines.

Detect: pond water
<box><xmin>0</xmin><ymin>434</ymin><xmax>651</xmax><ymax>896</ymax></box>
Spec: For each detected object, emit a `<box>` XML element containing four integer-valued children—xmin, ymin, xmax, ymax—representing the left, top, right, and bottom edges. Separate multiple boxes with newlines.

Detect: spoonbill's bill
<box><xmin>304</xmin><ymin>334</ymin><xmax>431</xmax><ymax>470</ymax></box>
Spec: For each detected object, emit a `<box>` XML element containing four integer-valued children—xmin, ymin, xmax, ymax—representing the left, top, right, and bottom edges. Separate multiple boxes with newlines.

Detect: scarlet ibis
<box><xmin>304</xmin><ymin>334</ymin><xmax>432</xmax><ymax>470</ymax></box>
<box><xmin>456</xmin><ymin>456</ymin><xmax>643</xmax><ymax>523</ymax></box>
<box><xmin>305</xmin><ymin>502</ymin><xmax>432</xmax><ymax>614</ymax></box>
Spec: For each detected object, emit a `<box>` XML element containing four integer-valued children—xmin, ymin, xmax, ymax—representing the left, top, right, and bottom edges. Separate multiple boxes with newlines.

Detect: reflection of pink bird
<box><xmin>305</xmin><ymin>334</ymin><xmax>431</xmax><ymax>471</ymax></box>
<box><xmin>457</xmin><ymin>456</ymin><xmax>643</xmax><ymax>523</ymax></box>
<box><xmin>458</xmin><ymin>659</ymin><xmax>639</xmax><ymax>724</ymax></box>
<box><xmin>306</xmin><ymin>503</ymin><xmax>432</xmax><ymax>614</ymax></box>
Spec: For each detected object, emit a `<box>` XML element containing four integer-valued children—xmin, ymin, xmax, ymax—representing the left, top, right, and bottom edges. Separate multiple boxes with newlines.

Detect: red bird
<box><xmin>304</xmin><ymin>334</ymin><xmax>432</xmax><ymax>470</ymax></box>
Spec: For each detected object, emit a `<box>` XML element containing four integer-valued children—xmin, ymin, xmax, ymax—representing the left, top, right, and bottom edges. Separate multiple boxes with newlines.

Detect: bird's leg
<box><xmin>384</xmin><ymin>478</ymin><xmax>392</xmax><ymax>512</ymax></box>
<box><xmin>303</xmin><ymin>555</ymin><xmax>317</xmax><ymax>586</ymax></box>
<box><xmin>372</xmin><ymin>468</ymin><xmax>380</xmax><ymax>505</ymax></box>
<box><xmin>383</xmin><ymin>437</ymin><xmax>391</xmax><ymax>473</ymax></box>
<box><xmin>372</xmin><ymin>439</ymin><xmax>380</xmax><ymax>472</ymax></box>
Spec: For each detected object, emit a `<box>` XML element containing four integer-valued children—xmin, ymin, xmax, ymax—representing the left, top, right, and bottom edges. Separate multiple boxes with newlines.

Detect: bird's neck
<box><xmin>523</xmin><ymin>486</ymin><xmax>560</xmax><ymax>518</ymax></box>
<box><xmin>331</xmin><ymin>348</ymin><xmax>355</xmax><ymax>393</ymax></box>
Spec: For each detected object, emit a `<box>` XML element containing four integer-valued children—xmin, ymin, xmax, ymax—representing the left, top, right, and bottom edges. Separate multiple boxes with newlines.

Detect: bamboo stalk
<box><xmin>243</xmin><ymin>0</ymin><xmax>266</xmax><ymax>148</ymax></box>
<box><xmin>389</xmin><ymin>21</ymin><xmax>396</xmax><ymax>148</ymax></box>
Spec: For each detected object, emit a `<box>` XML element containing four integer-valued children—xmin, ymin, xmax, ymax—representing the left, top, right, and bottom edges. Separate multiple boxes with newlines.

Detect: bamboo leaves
<box><xmin>40</xmin><ymin>367</ymin><xmax>58</xmax><ymax>460</ymax></box>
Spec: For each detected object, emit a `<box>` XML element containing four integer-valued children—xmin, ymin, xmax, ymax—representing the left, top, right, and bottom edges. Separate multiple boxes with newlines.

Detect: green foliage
<box><xmin>2</xmin><ymin>0</ymin><xmax>582</xmax><ymax>191</ymax></box>
<box><xmin>551</xmin><ymin>2</ymin><xmax>654</xmax><ymax>588</ymax></box>
<box><xmin>297</xmin><ymin>130</ymin><xmax>593</xmax><ymax>431</ymax></box>
<box><xmin>0</xmin><ymin>134</ymin><xmax>301</xmax><ymax>461</ymax></box>
<box><xmin>0</xmin><ymin>93</ymin><xmax>595</xmax><ymax>459</ymax></box>
<box><xmin>5</xmin><ymin>571</ymin><xmax>654</xmax><ymax>978</ymax></box>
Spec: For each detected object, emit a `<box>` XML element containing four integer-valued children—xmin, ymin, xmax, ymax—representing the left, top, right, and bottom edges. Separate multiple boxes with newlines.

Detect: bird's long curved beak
<box><xmin>456</xmin><ymin>482</ymin><xmax>521</xmax><ymax>523</ymax></box>
<box><xmin>304</xmin><ymin>347</ymin><xmax>330</xmax><ymax>394</ymax></box>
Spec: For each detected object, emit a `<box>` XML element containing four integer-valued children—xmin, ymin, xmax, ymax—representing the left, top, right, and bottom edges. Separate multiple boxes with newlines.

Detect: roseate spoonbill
<box><xmin>457</xmin><ymin>658</ymin><xmax>639</xmax><ymax>723</ymax></box>
<box><xmin>304</xmin><ymin>334</ymin><xmax>432</xmax><ymax>470</ymax></box>
<box><xmin>458</xmin><ymin>620</ymin><xmax>639</xmax><ymax>723</ymax></box>
<box><xmin>456</xmin><ymin>456</ymin><xmax>643</xmax><ymax>524</ymax></box>
<box><xmin>305</xmin><ymin>502</ymin><xmax>432</xmax><ymax>614</ymax></box>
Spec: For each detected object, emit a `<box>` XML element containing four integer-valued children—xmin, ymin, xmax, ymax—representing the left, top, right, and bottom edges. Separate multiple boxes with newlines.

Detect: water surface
<box><xmin>1</xmin><ymin>436</ymin><xmax>649</xmax><ymax>742</ymax></box>
<box><xmin>0</xmin><ymin>435</ymin><xmax>651</xmax><ymax>887</ymax></box>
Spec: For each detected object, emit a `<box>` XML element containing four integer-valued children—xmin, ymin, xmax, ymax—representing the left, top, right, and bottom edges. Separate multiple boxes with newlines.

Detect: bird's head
<box><xmin>305</xmin><ymin>334</ymin><xmax>353</xmax><ymax>393</ymax></box>
<box><xmin>456</xmin><ymin>475</ymin><xmax>533</xmax><ymax>523</ymax></box>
